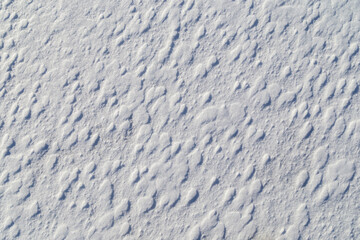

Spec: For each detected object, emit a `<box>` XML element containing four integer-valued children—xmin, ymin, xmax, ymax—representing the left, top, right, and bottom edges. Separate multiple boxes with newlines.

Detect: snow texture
<box><xmin>0</xmin><ymin>0</ymin><xmax>360</xmax><ymax>239</ymax></box>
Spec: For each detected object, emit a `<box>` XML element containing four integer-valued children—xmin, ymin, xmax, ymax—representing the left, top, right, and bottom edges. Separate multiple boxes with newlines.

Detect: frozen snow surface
<box><xmin>1</xmin><ymin>0</ymin><xmax>360</xmax><ymax>239</ymax></box>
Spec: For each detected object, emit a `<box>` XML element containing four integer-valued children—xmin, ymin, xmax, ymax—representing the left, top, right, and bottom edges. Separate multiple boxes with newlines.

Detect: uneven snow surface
<box><xmin>0</xmin><ymin>0</ymin><xmax>360</xmax><ymax>239</ymax></box>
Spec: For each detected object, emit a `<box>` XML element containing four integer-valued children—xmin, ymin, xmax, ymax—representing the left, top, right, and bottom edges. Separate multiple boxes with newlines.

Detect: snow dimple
<box><xmin>195</xmin><ymin>106</ymin><xmax>218</xmax><ymax>126</ymax></box>
<box><xmin>114</xmin><ymin>198</ymin><xmax>130</xmax><ymax>219</ymax></box>
<box><xmin>184</xmin><ymin>187</ymin><xmax>199</xmax><ymax>206</ymax></box>
<box><xmin>137</xmin><ymin>196</ymin><xmax>155</xmax><ymax>214</ymax></box>
<box><xmin>298</xmin><ymin>121</ymin><xmax>313</xmax><ymax>140</ymax></box>
<box><xmin>312</xmin><ymin>146</ymin><xmax>329</xmax><ymax>170</ymax></box>
<box><xmin>326</xmin><ymin>159</ymin><xmax>355</xmax><ymax>183</ymax></box>
<box><xmin>228</xmin><ymin>102</ymin><xmax>247</xmax><ymax>123</ymax></box>
<box><xmin>323</xmin><ymin>107</ymin><xmax>337</xmax><ymax>131</ymax></box>
<box><xmin>277</xmin><ymin>91</ymin><xmax>297</xmax><ymax>109</ymax></box>
<box><xmin>295</xmin><ymin>170</ymin><xmax>309</xmax><ymax>188</ymax></box>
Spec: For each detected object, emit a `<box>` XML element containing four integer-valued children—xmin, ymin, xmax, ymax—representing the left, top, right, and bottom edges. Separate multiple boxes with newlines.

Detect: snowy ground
<box><xmin>0</xmin><ymin>0</ymin><xmax>360</xmax><ymax>239</ymax></box>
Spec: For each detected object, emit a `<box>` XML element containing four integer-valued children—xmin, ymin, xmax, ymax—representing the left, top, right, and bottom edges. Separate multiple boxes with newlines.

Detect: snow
<box><xmin>0</xmin><ymin>0</ymin><xmax>360</xmax><ymax>239</ymax></box>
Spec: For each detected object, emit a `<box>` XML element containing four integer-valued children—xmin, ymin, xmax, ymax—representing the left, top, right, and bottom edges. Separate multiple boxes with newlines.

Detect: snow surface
<box><xmin>0</xmin><ymin>0</ymin><xmax>360</xmax><ymax>239</ymax></box>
